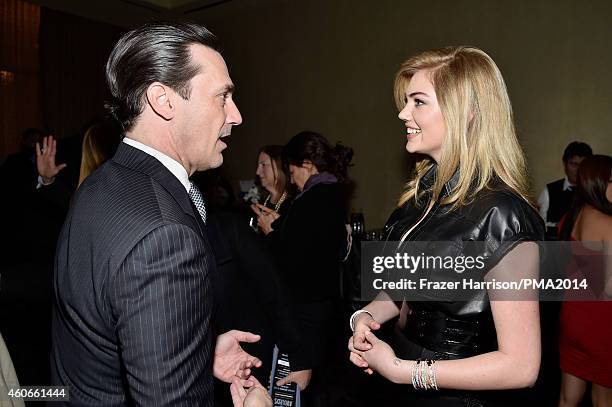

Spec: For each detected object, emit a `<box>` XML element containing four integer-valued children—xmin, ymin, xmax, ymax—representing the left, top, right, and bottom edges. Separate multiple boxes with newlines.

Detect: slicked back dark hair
<box><xmin>105</xmin><ymin>22</ymin><xmax>220</xmax><ymax>131</ymax></box>
<box><xmin>562</xmin><ymin>141</ymin><xmax>592</xmax><ymax>162</ymax></box>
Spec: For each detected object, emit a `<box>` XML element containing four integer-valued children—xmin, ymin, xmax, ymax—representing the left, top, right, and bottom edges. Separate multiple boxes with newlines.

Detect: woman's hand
<box><xmin>250</xmin><ymin>203</ymin><xmax>280</xmax><ymax>235</ymax></box>
<box><xmin>349</xmin><ymin>331</ymin><xmax>405</xmax><ymax>384</ymax></box>
<box><xmin>362</xmin><ymin>332</ymin><xmax>406</xmax><ymax>383</ymax></box>
<box><xmin>348</xmin><ymin>312</ymin><xmax>381</xmax><ymax>374</ymax></box>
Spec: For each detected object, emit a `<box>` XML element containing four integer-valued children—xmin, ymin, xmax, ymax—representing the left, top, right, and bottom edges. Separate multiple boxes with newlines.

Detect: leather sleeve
<box><xmin>481</xmin><ymin>195</ymin><xmax>545</xmax><ymax>271</ymax></box>
<box><xmin>110</xmin><ymin>223</ymin><xmax>213</xmax><ymax>406</ymax></box>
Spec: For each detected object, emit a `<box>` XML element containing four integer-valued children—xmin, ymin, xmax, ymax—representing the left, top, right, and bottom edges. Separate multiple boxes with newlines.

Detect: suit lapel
<box><xmin>112</xmin><ymin>143</ymin><xmax>205</xmax><ymax>234</ymax></box>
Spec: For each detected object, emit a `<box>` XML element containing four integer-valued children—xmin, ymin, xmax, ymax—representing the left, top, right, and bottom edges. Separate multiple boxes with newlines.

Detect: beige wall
<box><xmin>200</xmin><ymin>0</ymin><xmax>612</xmax><ymax>228</ymax></box>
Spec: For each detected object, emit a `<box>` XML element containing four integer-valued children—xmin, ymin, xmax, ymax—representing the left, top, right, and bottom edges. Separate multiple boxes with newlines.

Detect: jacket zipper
<box><xmin>398</xmin><ymin>200</ymin><xmax>440</xmax><ymax>246</ymax></box>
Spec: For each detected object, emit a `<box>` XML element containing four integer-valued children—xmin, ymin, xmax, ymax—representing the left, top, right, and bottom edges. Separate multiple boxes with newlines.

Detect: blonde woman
<box><xmin>78</xmin><ymin>120</ymin><xmax>122</xmax><ymax>186</ymax></box>
<box><xmin>348</xmin><ymin>46</ymin><xmax>545</xmax><ymax>406</ymax></box>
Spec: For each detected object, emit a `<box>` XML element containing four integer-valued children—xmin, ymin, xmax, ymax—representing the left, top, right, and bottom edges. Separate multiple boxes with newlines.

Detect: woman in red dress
<box><xmin>558</xmin><ymin>154</ymin><xmax>612</xmax><ymax>407</ymax></box>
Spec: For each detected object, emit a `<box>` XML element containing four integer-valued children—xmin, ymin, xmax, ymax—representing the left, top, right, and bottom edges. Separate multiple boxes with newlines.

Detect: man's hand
<box><xmin>230</xmin><ymin>376</ymin><xmax>272</xmax><ymax>407</ymax></box>
<box><xmin>36</xmin><ymin>135</ymin><xmax>67</xmax><ymax>183</ymax></box>
<box><xmin>276</xmin><ymin>369</ymin><xmax>312</xmax><ymax>390</ymax></box>
<box><xmin>214</xmin><ymin>330</ymin><xmax>263</xmax><ymax>383</ymax></box>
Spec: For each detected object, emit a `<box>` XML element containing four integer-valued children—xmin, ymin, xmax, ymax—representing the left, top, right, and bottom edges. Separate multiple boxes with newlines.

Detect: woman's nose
<box><xmin>398</xmin><ymin>104</ymin><xmax>412</xmax><ymax>122</ymax></box>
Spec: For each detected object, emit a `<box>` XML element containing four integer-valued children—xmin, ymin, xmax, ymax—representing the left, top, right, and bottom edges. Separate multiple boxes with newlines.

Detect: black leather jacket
<box><xmin>385</xmin><ymin>167</ymin><xmax>545</xmax><ymax>360</ymax></box>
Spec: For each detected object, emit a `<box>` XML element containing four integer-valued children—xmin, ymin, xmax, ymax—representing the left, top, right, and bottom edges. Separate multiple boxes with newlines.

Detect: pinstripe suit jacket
<box><xmin>51</xmin><ymin>143</ymin><xmax>214</xmax><ymax>406</ymax></box>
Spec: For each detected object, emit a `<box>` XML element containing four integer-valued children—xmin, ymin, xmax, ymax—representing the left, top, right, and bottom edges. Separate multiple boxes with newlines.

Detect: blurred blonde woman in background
<box><xmin>78</xmin><ymin>119</ymin><xmax>122</xmax><ymax>186</ymax></box>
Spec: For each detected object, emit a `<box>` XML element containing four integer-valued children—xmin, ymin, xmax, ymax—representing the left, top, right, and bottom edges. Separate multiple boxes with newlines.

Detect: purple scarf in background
<box><xmin>295</xmin><ymin>171</ymin><xmax>337</xmax><ymax>200</ymax></box>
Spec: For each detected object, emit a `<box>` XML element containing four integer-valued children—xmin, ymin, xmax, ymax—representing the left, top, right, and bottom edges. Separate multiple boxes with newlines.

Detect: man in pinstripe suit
<box><xmin>51</xmin><ymin>23</ymin><xmax>270</xmax><ymax>406</ymax></box>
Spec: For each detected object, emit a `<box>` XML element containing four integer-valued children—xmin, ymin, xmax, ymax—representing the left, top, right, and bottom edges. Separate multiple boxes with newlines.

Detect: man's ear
<box><xmin>146</xmin><ymin>83</ymin><xmax>175</xmax><ymax>121</ymax></box>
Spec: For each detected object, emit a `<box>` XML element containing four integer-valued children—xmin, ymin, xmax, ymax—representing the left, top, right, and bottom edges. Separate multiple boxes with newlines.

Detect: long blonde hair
<box><xmin>79</xmin><ymin>120</ymin><xmax>121</xmax><ymax>186</ymax></box>
<box><xmin>394</xmin><ymin>46</ymin><xmax>532</xmax><ymax>208</ymax></box>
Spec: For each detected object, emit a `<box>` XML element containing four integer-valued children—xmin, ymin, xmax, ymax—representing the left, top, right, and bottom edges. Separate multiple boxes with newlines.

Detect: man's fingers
<box><xmin>244</xmin><ymin>356</ymin><xmax>262</xmax><ymax>368</ymax></box>
<box><xmin>229</xmin><ymin>330</ymin><xmax>261</xmax><ymax>343</ymax></box>
<box><xmin>237</xmin><ymin>368</ymin><xmax>251</xmax><ymax>379</ymax></box>
<box><xmin>237</xmin><ymin>356</ymin><xmax>261</xmax><ymax>375</ymax></box>
<box><xmin>35</xmin><ymin>142</ymin><xmax>42</xmax><ymax>157</ymax></box>
<box><xmin>58</xmin><ymin>163</ymin><xmax>67</xmax><ymax>171</ymax></box>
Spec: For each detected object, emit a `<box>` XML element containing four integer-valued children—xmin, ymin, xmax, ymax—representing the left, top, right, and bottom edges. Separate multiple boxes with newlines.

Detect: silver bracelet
<box><xmin>411</xmin><ymin>359</ymin><xmax>438</xmax><ymax>391</ymax></box>
<box><xmin>411</xmin><ymin>361</ymin><xmax>418</xmax><ymax>389</ymax></box>
<box><xmin>349</xmin><ymin>309</ymin><xmax>374</xmax><ymax>332</ymax></box>
<box><xmin>429</xmin><ymin>360</ymin><xmax>438</xmax><ymax>390</ymax></box>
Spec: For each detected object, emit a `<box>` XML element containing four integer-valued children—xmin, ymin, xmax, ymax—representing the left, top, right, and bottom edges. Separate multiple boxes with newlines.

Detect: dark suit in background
<box><xmin>208</xmin><ymin>210</ymin><xmax>308</xmax><ymax>375</ymax></box>
<box><xmin>51</xmin><ymin>143</ymin><xmax>215</xmax><ymax>405</ymax></box>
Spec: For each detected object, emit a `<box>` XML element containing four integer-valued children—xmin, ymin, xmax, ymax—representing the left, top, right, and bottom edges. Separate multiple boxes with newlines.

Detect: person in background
<box><xmin>0</xmin><ymin>332</ymin><xmax>25</xmax><ymax>407</ymax></box>
<box><xmin>77</xmin><ymin>119</ymin><xmax>122</xmax><ymax>186</ymax></box>
<box><xmin>34</xmin><ymin>118</ymin><xmax>123</xmax><ymax>216</ymax></box>
<box><xmin>557</xmin><ymin>154</ymin><xmax>612</xmax><ymax>407</ymax></box>
<box><xmin>538</xmin><ymin>141</ymin><xmax>593</xmax><ymax>239</ymax></box>
<box><xmin>0</xmin><ymin>128</ymin><xmax>49</xmax><ymax>260</ymax></box>
<box><xmin>251</xmin><ymin>145</ymin><xmax>292</xmax><ymax>234</ymax></box>
<box><xmin>1</xmin><ymin>128</ymin><xmax>44</xmax><ymax>191</ymax></box>
<box><xmin>348</xmin><ymin>46</ymin><xmax>544</xmax><ymax>406</ymax></box>
<box><xmin>207</xmin><ymin>207</ymin><xmax>311</xmax><ymax>405</ymax></box>
<box><xmin>254</xmin><ymin>131</ymin><xmax>353</xmax><ymax>404</ymax></box>
<box><xmin>535</xmin><ymin>141</ymin><xmax>594</xmax><ymax>401</ymax></box>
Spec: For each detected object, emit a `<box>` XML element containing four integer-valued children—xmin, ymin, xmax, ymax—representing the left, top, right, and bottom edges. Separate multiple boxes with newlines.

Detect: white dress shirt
<box><xmin>123</xmin><ymin>137</ymin><xmax>190</xmax><ymax>192</ymax></box>
<box><xmin>537</xmin><ymin>177</ymin><xmax>572</xmax><ymax>226</ymax></box>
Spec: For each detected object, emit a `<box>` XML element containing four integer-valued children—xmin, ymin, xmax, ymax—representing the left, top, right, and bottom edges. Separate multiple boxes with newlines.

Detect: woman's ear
<box><xmin>146</xmin><ymin>82</ymin><xmax>175</xmax><ymax>121</ymax></box>
<box><xmin>302</xmin><ymin>160</ymin><xmax>319</xmax><ymax>175</ymax></box>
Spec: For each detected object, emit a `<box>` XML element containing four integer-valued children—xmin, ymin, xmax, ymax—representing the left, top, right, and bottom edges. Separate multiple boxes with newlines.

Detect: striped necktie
<box><xmin>188</xmin><ymin>182</ymin><xmax>207</xmax><ymax>224</ymax></box>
